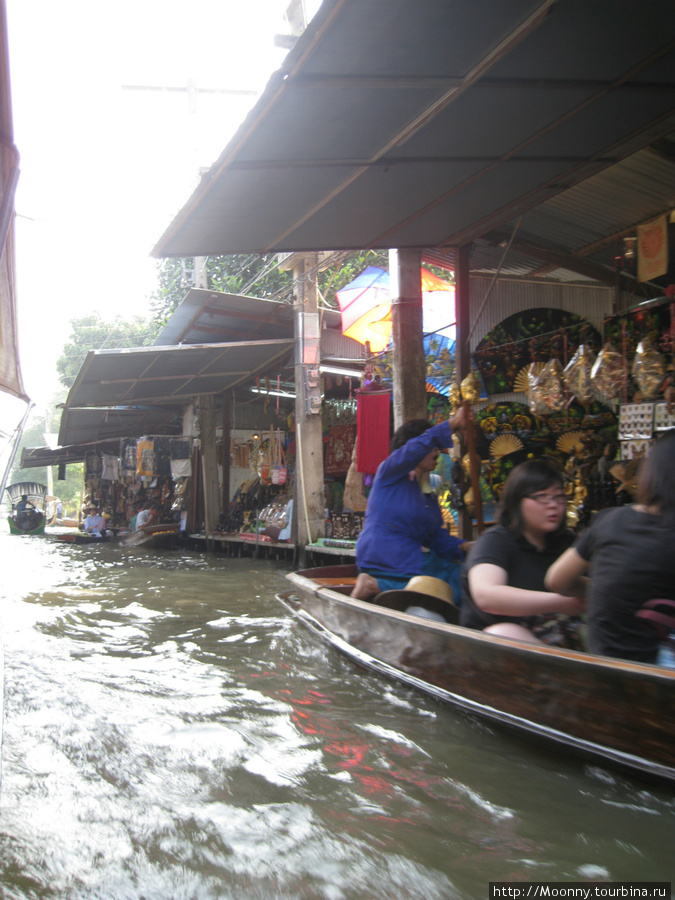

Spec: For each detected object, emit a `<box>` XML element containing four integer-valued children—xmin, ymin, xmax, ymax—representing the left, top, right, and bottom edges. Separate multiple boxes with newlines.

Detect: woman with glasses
<box><xmin>459</xmin><ymin>459</ymin><xmax>585</xmax><ymax>646</ymax></box>
<box><xmin>546</xmin><ymin>429</ymin><xmax>675</xmax><ymax>665</ymax></box>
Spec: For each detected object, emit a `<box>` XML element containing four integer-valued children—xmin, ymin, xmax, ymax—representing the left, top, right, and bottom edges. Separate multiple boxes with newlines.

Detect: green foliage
<box><xmin>149</xmin><ymin>254</ymin><xmax>293</xmax><ymax>329</ymax></box>
<box><xmin>149</xmin><ymin>257</ymin><xmax>187</xmax><ymax>329</ymax></box>
<box><xmin>56</xmin><ymin>314</ymin><xmax>157</xmax><ymax>390</ymax></box>
<box><xmin>209</xmin><ymin>253</ymin><xmax>292</xmax><ymax>298</ymax></box>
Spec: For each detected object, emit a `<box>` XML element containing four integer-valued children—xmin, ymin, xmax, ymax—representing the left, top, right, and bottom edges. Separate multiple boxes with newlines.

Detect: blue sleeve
<box><xmin>376</xmin><ymin>422</ymin><xmax>453</xmax><ymax>484</ymax></box>
<box><xmin>428</xmin><ymin>527</ymin><xmax>465</xmax><ymax>559</ymax></box>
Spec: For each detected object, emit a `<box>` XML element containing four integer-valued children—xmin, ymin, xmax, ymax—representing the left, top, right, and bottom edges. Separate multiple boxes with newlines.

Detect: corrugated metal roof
<box><xmin>155</xmin><ymin>290</ymin><xmax>295</xmax><ymax>345</ymax></box>
<box><xmin>64</xmin><ymin>341</ymin><xmax>294</xmax><ymax>410</ymax></box>
<box><xmin>155</xmin><ymin>287</ymin><xmax>367</xmax><ymax>360</ymax></box>
<box><xmin>57</xmin><ymin>406</ymin><xmax>184</xmax><ymax>449</ymax></box>
<box><xmin>153</xmin><ymin>0</ymin><xmax>675</xmax><ymax>292</ymax></box>
<box><xmin>500</xmin><ymin>141</ymin><xmax>675</xmax><ymax>276</ymax></box>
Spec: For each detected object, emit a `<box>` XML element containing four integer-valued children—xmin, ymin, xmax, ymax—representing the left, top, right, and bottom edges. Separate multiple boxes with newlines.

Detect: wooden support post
<box><xmin>389</xmin><ymin>248</ymin><xmax>426</xmax><ymax>430</ymax></box>
<box><xmin>221</xmin><ymin>392</ymin><xmax>231</xmax><ymax>515</ymax></box>
<box><xmin>455</xmin><ymin>244</ymin><xmax>471</xmax><ymax>381</ymax></box>
<box><xmin>289</xmin><ymin>253</ymin><xmax>325</xmax><ymax>563</ymax></box>
<box><xmin>187</xmin><ymin>443</ymin><xmax>202</xmax><ymax>535</ymax></box>
<box><xmin>197</xmin><ymin>394</ymin><xmax>220</xmax><ymax>551</ymax></box>
<box><xmin>455</xmin><ymin>243</ymin><xmax>474</xmax><ymax>541</ymax></box>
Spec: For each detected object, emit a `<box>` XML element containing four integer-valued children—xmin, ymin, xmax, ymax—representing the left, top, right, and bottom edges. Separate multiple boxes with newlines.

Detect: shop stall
<box><xmin>81</xmin><ymin>436</ymin><xmax>193</xmax><ymax>533</ymax></box>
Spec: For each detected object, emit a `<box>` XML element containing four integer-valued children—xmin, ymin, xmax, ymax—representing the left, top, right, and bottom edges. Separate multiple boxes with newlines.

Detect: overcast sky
<box><xmin>4</xmin><ymin>0</ymin><xmax>313</xmax><ymax>418</ymax></box>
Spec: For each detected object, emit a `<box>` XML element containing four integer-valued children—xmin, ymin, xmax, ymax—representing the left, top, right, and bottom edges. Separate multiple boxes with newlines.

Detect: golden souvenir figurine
<box><xmin>449</xmin><ymin>381</ymin><xmax>461</xmax><ymax>413</ymax></box>
<box><xmin>563</xmin><ymin>343</ymin><xmax>596</xmax><ymax>405</ymax></box>
<box><xmin>631</xmin><ymin>338</ymin><xmax>665</xmax><ymax>400</ymax></box>
<box><xmin>460</xmin><ymin>371</ymin><xmax>481</xmax><ymax>404</ymax></box>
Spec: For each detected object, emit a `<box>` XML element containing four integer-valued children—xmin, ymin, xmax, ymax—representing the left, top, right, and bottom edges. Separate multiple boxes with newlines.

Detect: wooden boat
<box><xmin>54</xmin><ymin>517</ymin><xmax>80</xmax><ymax>529</ymax></box>
<box><xmin>52</xmin><ymin>532</ymin><xmax>110</xmax><ymax>545</ymax></box>
<box><xmin>279</xmin><ymin>564</ymin><xmax>675</xmax><ymax>784</ymax></box>
<box><xmin>5</xmin><ymin>481</ymin><xmax>47</xmax><ymax>535</ymax></box>
<box><xmin>120</xmin><ymin>522</ymin><xmax>180</xmax><ymax>549</ymax></box>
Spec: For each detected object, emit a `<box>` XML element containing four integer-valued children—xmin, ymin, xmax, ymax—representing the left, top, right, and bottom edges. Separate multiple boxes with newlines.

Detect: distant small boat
<box><xmin>52</xmin><ymin>532</ymin><xmax>110</xmax><ymax>545</ymax></box>
<box><xmin>5</xmin><ymin>482</ymin><xmax>47</xmax><ymax>535</ymax></box>
<box><xmin>54</xmin><ymin>517</ymin><xmax>80</xmax><ymax>529</ymax></box>
<box><xmin>120</xmin><ymin>523</ymin><xmax>180</xmax><ymax>549</ymax></box>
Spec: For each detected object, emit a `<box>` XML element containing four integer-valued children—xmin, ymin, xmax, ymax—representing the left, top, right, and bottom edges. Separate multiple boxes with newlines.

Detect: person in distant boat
<box><xmin>351</xmin><ymin>409</ymin><xmax>471</xmax><ymax>602</ymax></box>
<box><xmin>129</xmin><ymin>501</ymin><xmax>145</xmax><ymax>531</ymax></box>
<box><xmin>134</xmin><ymin>502</ymin><xmax>150</xmax><ymax>530</ymax></box>
<box><xmin>460</xmin><ymin>460</ymin><xmax>584</xmax><ymax>648</ymax></box>
<box><xmin>136</xmin><ymin>502</ymin><xmax>161</xmax><ymax>531</ymax></box>
<box><xmin>14</xmin><ymin>494</ymin><xmax>38</xmax><ymax>530</ymax></box>
<box><xmin>546</xmin><ymin>429</ymin><xmax>675</xmax><ymax>666</ymax></box>
<box><xmin>16</xmin><ymin>494</ymin><xmax>34</xmax><ymax>514</ymax></box>
<box><xmin>83</xmin><ymin>505</ymin><xmax>106</xmax><ymax>537</ymax></box>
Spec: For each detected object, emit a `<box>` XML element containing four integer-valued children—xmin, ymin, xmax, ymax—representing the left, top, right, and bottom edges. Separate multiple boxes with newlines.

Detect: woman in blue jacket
<box><xmin>351</xmin><ymin>410</ymin><xmax>470</xmax><ymax>600</ymax></box>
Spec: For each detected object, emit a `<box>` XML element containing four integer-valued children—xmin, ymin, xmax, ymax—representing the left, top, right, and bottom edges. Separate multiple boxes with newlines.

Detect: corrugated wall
<box><xmin>468</xmin><ymin>277</ymin><xmax>613</xmax><ymax>405</ymax></box>
<box><xmin>468</xmin><ymin>277</ymin><xmax>612</xmax><ymax>353</ymax></box>
<box><xmin>320</xmin><ymin>327</ymin><xmax>367</xmax><ymax>361</ymax></box>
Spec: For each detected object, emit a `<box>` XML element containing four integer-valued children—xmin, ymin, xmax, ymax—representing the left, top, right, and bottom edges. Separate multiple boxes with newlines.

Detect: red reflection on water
<box><xmin>249</xmin><ymin>675</ymin><xmax>538</xmax><ymax>856</ymax></box>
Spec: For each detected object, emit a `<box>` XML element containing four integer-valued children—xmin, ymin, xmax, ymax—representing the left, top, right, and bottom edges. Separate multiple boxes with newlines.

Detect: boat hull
<box><xmin>52</xmin><ymin>532</ymin><xmax>109</xmax><ymax>544</ymax></box>
<box><xmin>8</xmin><ymin>514</ymin><xmax>45</xmax><ymax>535</ymax></box>
<box><xmin>120</xmin><ymin>524</ymin><xmax>180</xmax><ymax>549</ymax></box>
<box><xmin>5</xmin><ymin>482</ymin><xmax>47</xmax><ymax>534</ymax></box>
<box><xmin>282</xmin><ymin>567</ymin><xmax>675</xmax><ymax>784</ymax></box>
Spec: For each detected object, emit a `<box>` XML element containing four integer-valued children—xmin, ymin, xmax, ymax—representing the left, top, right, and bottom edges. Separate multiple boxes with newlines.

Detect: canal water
<box><xmin>0</xmin><ymin>531</ymin><xmax>673</xmax><ymax>899</ymax></box>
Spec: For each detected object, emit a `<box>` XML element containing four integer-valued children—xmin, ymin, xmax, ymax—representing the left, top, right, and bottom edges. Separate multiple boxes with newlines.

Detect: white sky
<box><xmin>4</xmin><ymin>0</ymin><xmax>321</xmax><ymax>425</ymax></box>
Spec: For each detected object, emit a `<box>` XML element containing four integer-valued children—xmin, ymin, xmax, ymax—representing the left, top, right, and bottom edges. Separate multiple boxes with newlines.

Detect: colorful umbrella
<box><xmin>335</xmin><ymin>266</ymin><xmax>392</xmax><ymax>351</ymax></box>
<box><xmin>335</xmin><ymin>266</ymin><xmax>455</xmax><ymax>352</ymax></box>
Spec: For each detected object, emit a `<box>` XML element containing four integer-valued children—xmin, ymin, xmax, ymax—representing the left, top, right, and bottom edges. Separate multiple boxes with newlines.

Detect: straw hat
<box><xmin>374</xmin><ymin>576</ymin><xmax>459</xmax><ymax>624</ymax></box>
<box><xmin>404</xmin><ymin>575</ymin><xmax>454</xmax><ymax>604</ymax></box>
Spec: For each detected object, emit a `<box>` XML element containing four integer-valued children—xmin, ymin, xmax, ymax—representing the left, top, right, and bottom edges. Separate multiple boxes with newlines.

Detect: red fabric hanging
<box><xmin>356</xmin><ymin>391</ymin><xmax>390</xmax><ymax>473</ymax></box>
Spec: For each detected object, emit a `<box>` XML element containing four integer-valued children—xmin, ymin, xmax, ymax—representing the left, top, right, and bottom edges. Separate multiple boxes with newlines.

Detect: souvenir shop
<box><xmin>82</xmin><ymin>436</ymin><xmax>193</xmax><ymax>531</ymax></box>
<box><xmin>459</xmin><ymin>297</ymin><xmax>675</xmax><ymax>533</ymax></box>
<box><xmin>315</xmin><ymin>291</ymin><xmax>675</xmax><ymax>548</ymax></box>
<box><xmin>217</xmin><ymin>423</ymin><xmax>293</xmax><ymax>545</ymax></box>
<box><xmin>86</xmin><ymin>289</ymin><xmax>673</xmax><ymax>550</ymax></box>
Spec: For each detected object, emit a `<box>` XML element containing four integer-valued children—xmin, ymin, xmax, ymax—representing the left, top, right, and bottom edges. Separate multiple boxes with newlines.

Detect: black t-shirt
<box><xmin>460</xmin><ymin>525</ymin><xmax>575</xmax><ymax>631</ymax></box>
<box><xmin>575</xmin><ymin>505</ymin><xmax>675</xmax><ymax>663</ymax></box>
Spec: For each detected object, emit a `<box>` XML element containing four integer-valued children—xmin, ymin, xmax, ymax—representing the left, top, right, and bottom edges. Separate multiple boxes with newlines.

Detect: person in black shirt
<box><xmin>547</xmin><ymin>430</ymin><xmax>675</xmax><ymax>664</ymax></box>
<box><xmin>460</xmin><ymin>460</ymin><xmax>584</xmax><ymax>646</ymax></box>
